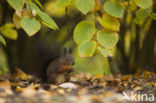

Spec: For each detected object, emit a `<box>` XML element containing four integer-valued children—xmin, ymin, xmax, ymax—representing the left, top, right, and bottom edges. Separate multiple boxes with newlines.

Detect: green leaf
<box><xmin>150</xmin><ymin>13</ymin><xmax>156</xmax><ymax>20</ymax></box>
<box><xmin>97</xmin><ymin>13</ymin><xmax>120</xmax><ymax>31</ymax></box>
<box><xmin>21</xmin><ymin>16</ymin><xmax>41</xmax><ymax>36</ymax></box>
<box><xmin>29</xmin><ymin>2</ymin><xmax>41</xmax><ymax>12</ymax></box>
<box><xmin>57</xmin><ymin>0</ymin><xmax>72</xmax><ymax>8</ymax></box>
<box><xmin>29</xmin><ymin>2</ymin><xmax>58</xmax><ymax>30</ymax></box>
<box><xmin>133</xmin><ymin>16</ymin><xmax>144</xmax><ymax>25</ymax></box>
<box><xmin>136</xmin><ymin>9</ymin><xmax>151</xmax><ymax>20</ymax></box>
<box><xmin>98</xmin><ymin>47</ymin><xmax>112</xmax><ymax>57</ymax></box>
<box><xmin>0</xmin><ymin>35</ymin><xmax>6</xmax><ymax>46</ymax></box>
<box><xmin>7</xmin><ymin>0</ymin><xmax>25</xmax><ymax>10</ymax></box>
<box><xmin>74</xmin><ymin>21</ymin><xmax>95</xmax><ymax>45</ymax></box>
<box><xmin>76</xmin><ymin>0</ymin><xmax>95</xmax><ymax>14</ymax></box>
<box><xmin>34</xmin><ymin>0</ymin><xmax>44</xmax><ymax>9</ymax></box>
<box><xmin>135</xmin><ymin>0</ymin><xmax>152</xmax><ymax>9</ymax></box>
<box><xmin>37</xmin><ymin>11</ymin><xmax>59</xmax><ymax>30</ymax></box>
<box><xmin>0</xmin><ymin>23</ymin><xmax>18</xmax><ymax>40</ymax></box>
<box><xmin>78</xmin><ymin>41</ymin><xmax>96</xmax><ymax>57</ymax></box>
<box><xmin>97</xmin><ymin>30</ymin><xmax>118</xmax><ymax>49</ymax></box>
<box><xmin>133</xmin><ymin>9</ymin><xmax>151</xmax><ymax>24</ymax></box>
<box><xmin>104</xmin><ymin>1</ymin><xmax>124</xmax><ymax>18</ymax></box>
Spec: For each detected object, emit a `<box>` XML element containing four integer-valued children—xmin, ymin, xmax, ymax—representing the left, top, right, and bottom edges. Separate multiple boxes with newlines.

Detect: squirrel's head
<box><xmin>61</xmin><ymin>48</ymin><xmax>75</xmax><ymax>66</ymax></box>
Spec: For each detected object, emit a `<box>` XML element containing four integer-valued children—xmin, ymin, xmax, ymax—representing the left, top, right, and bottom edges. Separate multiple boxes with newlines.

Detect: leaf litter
<box><xmin>0</xmin><ymin>69</ymin><xmax>155</xmax><ymax>103</ymax></box>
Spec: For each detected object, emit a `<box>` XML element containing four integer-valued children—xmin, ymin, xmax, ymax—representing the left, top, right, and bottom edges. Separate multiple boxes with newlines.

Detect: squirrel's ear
<box><xmin>64</xmin><ymin>48</ymin><xmax>67</xmax><ymax>54</ymax></box>
<box><xmin>69</xmin><ymin>48</ymin><xmax>72</xmax><ymax>54</ymax></box>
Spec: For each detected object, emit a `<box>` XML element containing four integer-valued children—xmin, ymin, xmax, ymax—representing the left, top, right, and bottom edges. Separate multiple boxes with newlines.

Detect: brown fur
<box><xmin>46</xmin><ymin>48</ymin><xmax>74</xmax><ymax>84</ymax></box>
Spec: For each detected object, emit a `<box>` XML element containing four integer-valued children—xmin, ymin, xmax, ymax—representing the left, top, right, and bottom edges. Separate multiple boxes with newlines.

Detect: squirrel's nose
<box><xmin>69</xmin><ymin>69</ymin><xmax>74</xmax><ymax>72</ymax></box>
<box><xmin>72</xmin><ymin>62</ymin><xmax>75</xmax><ymax>65</ymax></box>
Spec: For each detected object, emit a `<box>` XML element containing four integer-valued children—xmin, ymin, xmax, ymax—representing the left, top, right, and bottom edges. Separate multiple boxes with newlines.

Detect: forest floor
<box><xmin>0</xmin><ymin>69</ymin><xmax>156</xmax><ymax>103</ymax></box>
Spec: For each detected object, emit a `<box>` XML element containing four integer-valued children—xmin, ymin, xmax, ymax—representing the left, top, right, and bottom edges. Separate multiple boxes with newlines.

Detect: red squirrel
<box><xmin>46</xmin><ymin>48</ymin><xmax>75</xmax><ymax>84</ymax></box>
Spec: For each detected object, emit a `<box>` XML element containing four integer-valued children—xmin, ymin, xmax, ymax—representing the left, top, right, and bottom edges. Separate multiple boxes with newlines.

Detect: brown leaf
<box><xmin>121</xmin><ymin>75</ymin><xmax>132</xmax><ymax>81</ymax></box>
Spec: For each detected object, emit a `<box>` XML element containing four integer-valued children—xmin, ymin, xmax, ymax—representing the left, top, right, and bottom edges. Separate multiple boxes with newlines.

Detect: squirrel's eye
<box><xmin>72</xmin><ymin>62</ymin><xmax>75</xmax><ymax>65</ymax></box>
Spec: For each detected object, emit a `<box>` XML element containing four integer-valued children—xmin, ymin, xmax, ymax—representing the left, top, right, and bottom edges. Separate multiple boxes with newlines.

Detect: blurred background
<box><xmin>0</xmin><ymin>0</ymin><xmax>156</xmax><ymax>76</ymax></box>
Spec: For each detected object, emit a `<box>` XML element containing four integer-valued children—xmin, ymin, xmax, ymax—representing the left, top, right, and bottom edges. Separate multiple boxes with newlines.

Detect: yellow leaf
<box><xmin>0</xmin><ymin>23</ymin><xmax>18</xmax><ymax>40</ymax></box>
<box><xmin>97</xmin><ymin>13</ymin><xmax>120</xmax><ymax>31</ymax></box>
<box><xmin>13</xmin><ymin>12</ymin><xmax>22</xmax><ymax>29</ymax></box>
<box><xmin>15</xmin><ymin>68</ymin><xmax>32</xmax><ymax>80</ymax></box>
